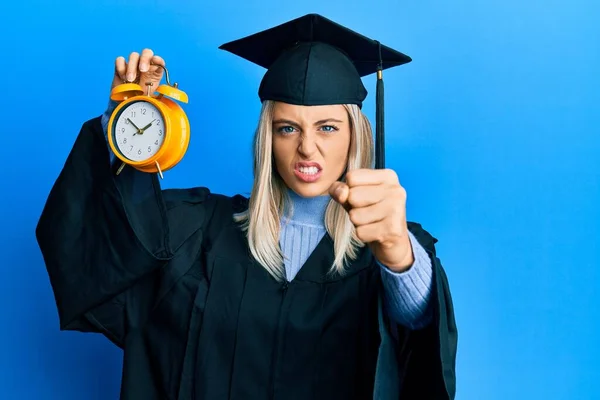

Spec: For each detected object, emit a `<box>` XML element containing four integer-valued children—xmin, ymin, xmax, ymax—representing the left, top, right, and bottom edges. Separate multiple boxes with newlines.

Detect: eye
<box><xmin>276</xmin><ymin>125</ymin><xmax>297</xmax><ymax>135</ymax></box>
<box><xmin>319</xmin><ymin>125</ymin><xmax>339</xmax><ymax>133</ymax></box>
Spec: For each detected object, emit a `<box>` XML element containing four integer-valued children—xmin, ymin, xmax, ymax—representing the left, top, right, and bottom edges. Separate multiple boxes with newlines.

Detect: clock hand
<box><xmin>127</xmin><ymin>118</ymin><xmax>142</xmax><ymax>134</ymax></box>
<box><xmin>139</xmin><ymin>119</ymin><xmax>157</xmax><ymax>133</ymax></box>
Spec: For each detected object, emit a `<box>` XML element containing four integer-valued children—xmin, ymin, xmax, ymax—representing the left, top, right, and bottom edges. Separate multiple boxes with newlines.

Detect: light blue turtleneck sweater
<box><xmin>101</xmin><ymin>104</ymin><xmax>433</xmax><ymax>329</ymax></box>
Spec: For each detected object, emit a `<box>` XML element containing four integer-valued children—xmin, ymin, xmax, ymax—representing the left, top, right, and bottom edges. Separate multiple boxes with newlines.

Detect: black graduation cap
<box><xmin>219</xmin><ymin>13</ymin><xmax>412</xmax><ymax>169</ymax></box>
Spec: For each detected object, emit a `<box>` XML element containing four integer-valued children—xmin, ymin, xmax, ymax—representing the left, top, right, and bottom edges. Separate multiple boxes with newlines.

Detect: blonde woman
<box><xmin>36</xmin><ymin>14</ymin><xmax>457</xmax><ymax>400</ymax></box>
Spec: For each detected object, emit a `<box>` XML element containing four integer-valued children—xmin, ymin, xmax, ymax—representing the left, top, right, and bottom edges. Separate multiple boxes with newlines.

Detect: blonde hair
<box><xmin>233</xmin><ymin>100</ymin><xmax>374</xmax><ymax>281</ymax></box>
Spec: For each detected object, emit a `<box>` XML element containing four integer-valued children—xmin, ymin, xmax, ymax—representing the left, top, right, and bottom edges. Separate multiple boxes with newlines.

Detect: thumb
<box><xmin>329</xmin><ymin>182</ymin><xmax>350</xmax><ymax>211</ymax></box>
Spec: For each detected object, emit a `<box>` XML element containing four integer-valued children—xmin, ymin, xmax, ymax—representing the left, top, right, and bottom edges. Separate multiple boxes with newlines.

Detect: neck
<box><xmin>284</xmin><ymin>188</ymin><xmax>330</xmax><ymax>226</ymax></box>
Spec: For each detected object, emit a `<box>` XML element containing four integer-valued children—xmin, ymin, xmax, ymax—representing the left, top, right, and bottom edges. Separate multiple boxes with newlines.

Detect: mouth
<box><xmin>293</xmin><ymin>162</ymin><xmax>323</xmax><ymax>183</ymax></box>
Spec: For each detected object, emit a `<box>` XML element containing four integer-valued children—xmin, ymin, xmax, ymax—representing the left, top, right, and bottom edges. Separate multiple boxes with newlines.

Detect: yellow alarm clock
<box><xmin>107</xmin><ymin>64</ymin><xmax>190</xmax><ymax>179</ymax></box>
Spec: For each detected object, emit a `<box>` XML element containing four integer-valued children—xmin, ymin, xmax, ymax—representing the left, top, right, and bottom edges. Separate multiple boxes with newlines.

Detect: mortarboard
<box><xmin>219</xmin><ymin>13</ymin><xmax>412</xmax><ymax>169</ymax></box>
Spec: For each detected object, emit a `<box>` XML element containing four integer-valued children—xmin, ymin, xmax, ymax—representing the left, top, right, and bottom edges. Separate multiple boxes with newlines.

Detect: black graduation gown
<box><xmin>35</xmin><ymin>116</ymin><xmax>458</xmax><ymax>400</ymax></box>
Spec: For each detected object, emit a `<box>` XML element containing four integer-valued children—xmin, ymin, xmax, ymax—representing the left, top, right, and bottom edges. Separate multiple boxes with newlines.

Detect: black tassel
<box><xmin>375</xmin><ymin>41</ymin><xmax>385</xmax><ymax>169</ymax></box>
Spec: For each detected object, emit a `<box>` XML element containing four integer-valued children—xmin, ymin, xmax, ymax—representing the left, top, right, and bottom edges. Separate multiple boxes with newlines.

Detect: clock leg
<box><xmin>116</xmin><ymin>162</ymin><xmax>126</xmax><ymax>176</ymax></box>
<box><xmin>155</xmin><ymin>161</ymin><xmax>164</xmax><ymax>179</ymax></box>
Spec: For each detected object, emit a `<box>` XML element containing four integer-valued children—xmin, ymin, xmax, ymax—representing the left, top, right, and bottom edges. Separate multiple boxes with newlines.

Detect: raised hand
<box><xmin>110</xmin><ymin>48</ymin><xmax>166</xmax><ymax>94</ymax></box>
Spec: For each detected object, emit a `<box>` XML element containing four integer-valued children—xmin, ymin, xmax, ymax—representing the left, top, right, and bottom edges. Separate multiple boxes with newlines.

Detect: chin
<box><xmin>287</xmin><ymin>182</ymin><xmax>331</xmax><ymax>198</ymax></box>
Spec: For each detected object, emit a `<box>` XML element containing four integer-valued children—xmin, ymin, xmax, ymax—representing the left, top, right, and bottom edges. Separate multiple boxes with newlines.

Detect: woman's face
<box><xmin>272</xmin><ymin>101</ymin><xmax>351</xmax><ymax>197</ymax></box>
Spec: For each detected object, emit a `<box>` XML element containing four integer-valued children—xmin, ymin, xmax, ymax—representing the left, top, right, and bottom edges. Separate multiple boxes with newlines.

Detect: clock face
<box><xmin>112</xmin><ymin>101</ymin><xmax>166</xmax><ymax>162</ymax></box>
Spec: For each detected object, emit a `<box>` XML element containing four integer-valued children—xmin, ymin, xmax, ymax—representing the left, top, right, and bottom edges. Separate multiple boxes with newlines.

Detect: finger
<box><xmin>355</xmin><ymin>222</ymin><xmax>385</xmax><ymax>244</ymax></box>
<box><xmin>115</xmin><ymin>56</ymin><xmax>127</xmax><ymax>81</ymax></box>
<box><xmin>347</xmin><ymin>185</ymin><xmax>387</xmax><ymax>208</ymax></box>
<box><xmin>329</xmin><ymin>182</ymin><xmax>350</xmax><ymax>211</ymax></box>
<box><xmin>346</xmin><ymin>168</ymin><xmax>398</xmax><ymax>188</ymax></box>
<box><xmin>150</xmin><ymin>55</ymin><xmax>165</xmax><ymax>68</ymax></box>
<box><xmin>126</xmin><ymin>51</ymin><xmax>140</xmax><ymax>82</ymax></box>
<box><xmin>348</xmin><ymin>202</ymin><xmax>387</xmax><ymax>227</ymax></box>
<box><xmin>139</xmin><ymin>48</ymin><xmax>154</xmax><ymax>72</ymax></box>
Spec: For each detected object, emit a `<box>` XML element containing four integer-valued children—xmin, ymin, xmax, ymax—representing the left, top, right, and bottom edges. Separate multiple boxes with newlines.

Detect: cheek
<box><xmin>272</xmin><ymin>138</ymin><xmax>294</xmax><ymax>169</ymax></box>
<box><xmin>325</xmin><ymin>133</ymin><xmax>351</xmax><ymax>166</ymax></box>
<box><xmin>272</xmin><ymin>138</ymin><xmax>284</xmax><ymax>161</ymax></box>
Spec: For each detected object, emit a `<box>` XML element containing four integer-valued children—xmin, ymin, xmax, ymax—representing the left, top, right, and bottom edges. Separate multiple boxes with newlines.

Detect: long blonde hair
<box><xmin>233</xmin><ymin>100</ymin><xmax>374</xmax><ymax>281</ymax></box>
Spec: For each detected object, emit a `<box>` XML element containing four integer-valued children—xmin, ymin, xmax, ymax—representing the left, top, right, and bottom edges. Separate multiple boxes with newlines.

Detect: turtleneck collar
<box><xmin>283</xmin><ymin>188</ymin><xmax>331</xmax><ymax>226</ymax></box>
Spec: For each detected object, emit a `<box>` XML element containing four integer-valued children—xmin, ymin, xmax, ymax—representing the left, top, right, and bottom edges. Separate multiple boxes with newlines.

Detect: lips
<box><xmin>293</xmin><ymin>161</ymin><xmax>323</xmax><ymax>183</ymax></box>
<box><xmin>296</xmin><ymin>161</ymin><xmax>322</xmax><ymax>170</ymax></box>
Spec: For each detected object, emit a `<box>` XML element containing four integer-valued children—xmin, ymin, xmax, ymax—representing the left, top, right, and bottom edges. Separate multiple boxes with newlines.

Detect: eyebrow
<box><xmin>272</xmin><ymin>118</ymin><xmax>344</xmax><ymax>126</ymax></box>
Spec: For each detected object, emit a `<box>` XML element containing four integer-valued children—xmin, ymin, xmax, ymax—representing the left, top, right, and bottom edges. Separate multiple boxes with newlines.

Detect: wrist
<box><xmin>380</xmin><ymin>235</ymin><xmax>414</xmax><ymax>272</ymax></box>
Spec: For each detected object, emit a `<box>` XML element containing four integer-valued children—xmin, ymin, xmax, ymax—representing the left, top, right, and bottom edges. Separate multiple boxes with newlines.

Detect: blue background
<box><xmin>1</xmin><ymin>0</ymin><xmax>598</xmax><ymax>399</ymax></box>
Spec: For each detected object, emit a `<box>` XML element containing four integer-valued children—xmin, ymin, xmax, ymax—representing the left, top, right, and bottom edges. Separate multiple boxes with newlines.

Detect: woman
<box><xmin>36</xmin><ymin>14</ymin><xmax>457</xmax><ymax>400</ymax></box>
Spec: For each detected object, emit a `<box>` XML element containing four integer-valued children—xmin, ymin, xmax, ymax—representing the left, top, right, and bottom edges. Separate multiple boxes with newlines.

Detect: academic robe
<box><xmin>35</xmin><ymin>116</ymin><xmax>458</xmax><ymax>399</ymax></box>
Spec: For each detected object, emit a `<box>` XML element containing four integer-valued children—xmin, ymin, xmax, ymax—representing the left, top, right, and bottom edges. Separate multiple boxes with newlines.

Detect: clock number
<box><xmin>131</xmin><ymin>111</ymin><xmax>136</xmax><ymax>118</ymax></box>
<box><xmin>154</xmin><ymin>140</ymin><xmax>159</xmax><ymax>145</ymax></box>
<box><xmin>129</xmin><ymin>145</ymin><xmax>133</xmax><ymax>152</ymax></box>
<box><xmin>159</xmin><ymin>129</ymin><xmax>163</xmax><ymax>136</ymax></box>
<box><xmin>142</xmin><ymin>108</ymin><xmax>147</xmax><ymax>115</ymax></box>
<box><xmin>138</xmin><ymin>149</ymin><xmax>142</xmax><ymax>155</ymax></box>
<box><xmin>123</xmin><ymin>138</ymin><xmax>127</xmax><ymax>144</ymax></box>
<box><xmin>125</xmin><ymin>119</ymin><xmax>129</xmax><ymax>124</ymax></box>
<box><xmin>121</xmin><ymin>128</ymin><xmax>125</xmax><ymax>133</ymax></box>
<box><xmin>156</xmin><ymin>120</ymin><xmax>160</xmax><ymax>126</ymax></box>
<box><xmin>148</xmin><ymin>146</ymin><xmax>152</xmax><ymax>152</ymax></box>
<box><xmin>152</xmin><ymin>111</ymin><xmax>155</xmax><ymax>118</ymax></box>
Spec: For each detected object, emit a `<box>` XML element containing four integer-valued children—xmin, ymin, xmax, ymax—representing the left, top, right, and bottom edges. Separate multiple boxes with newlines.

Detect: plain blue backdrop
<box><xmin>1</xmin><ymin>0</ymin><xmax>598</xmax><ymax>399</ymax></box>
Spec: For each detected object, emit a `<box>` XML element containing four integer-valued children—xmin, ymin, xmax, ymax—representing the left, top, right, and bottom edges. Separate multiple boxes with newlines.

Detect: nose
<box><xmin>297</xmin><ymin>132</ymin><xmax>318</xmax><ymax>158</ymax></box>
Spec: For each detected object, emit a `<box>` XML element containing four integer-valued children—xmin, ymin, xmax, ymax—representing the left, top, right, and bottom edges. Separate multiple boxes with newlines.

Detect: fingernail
<box><xmin>127</xmin><ymin>73</ymin><xmax>134</xmax><ymax>81</ymax></box>
<box><xmin>139</xmin><ymin>63</ymin><xmax>148</xmax><ymax>72</ymax></box>
<box><xmin>335</xmin><ymin>186</ymin><xmax>343</xmax><ymax>196</ymax></box>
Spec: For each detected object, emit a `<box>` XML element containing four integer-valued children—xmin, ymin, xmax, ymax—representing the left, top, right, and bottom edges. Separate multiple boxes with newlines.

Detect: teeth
<box><xmin>299</xmin><ymin>166</ymin><xmax>319</xmax><ymax>175</ymax></box>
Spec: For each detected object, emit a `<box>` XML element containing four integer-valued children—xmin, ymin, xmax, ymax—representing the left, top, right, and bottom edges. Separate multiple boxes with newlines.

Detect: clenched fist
<box><xmin>329</xmin><ymin>168</ymin><xmax>414</xmax><ymax>272</ymax></box>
